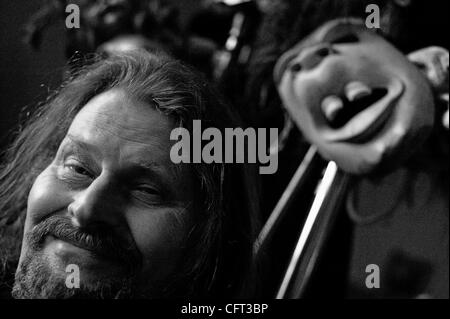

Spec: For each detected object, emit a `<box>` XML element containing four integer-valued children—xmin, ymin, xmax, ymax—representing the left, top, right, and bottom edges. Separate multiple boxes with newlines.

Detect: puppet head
<box><xmin>275</xmin><ymin>19</ymin><xmax>435</xmax><ymax>174</ymax></box>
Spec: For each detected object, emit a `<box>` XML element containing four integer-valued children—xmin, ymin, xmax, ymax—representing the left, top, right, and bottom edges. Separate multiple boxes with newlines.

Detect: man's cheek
<box><xmin>127</xmin><ymin>209</ymin><xmax>189</xmax><ymax>271</ymax></box>
<box><xmin>26</xmin><ymin>166</ymin><xmax>71</xmax><ymax>227</ymax></box>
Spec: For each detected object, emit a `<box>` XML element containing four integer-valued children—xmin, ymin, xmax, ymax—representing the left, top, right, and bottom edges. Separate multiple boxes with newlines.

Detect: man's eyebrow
<box><xmin>65</xmin><ymin>134</ymin><xmax>101</xmax><ymax>155</ymax></box>
<box><xmin>126</xmin><ymin>161</ymin><xmax>181</xmax><ymax>198</ymax></box>
<box><xmin>132</xmin><ymin>161</ymin><xmax>164</xmax><ymax>174</ymax></box>
<box><xmin>129</xmin><ymin>160</ymin><xmax>176</xmax><ymax>182</ymax></box>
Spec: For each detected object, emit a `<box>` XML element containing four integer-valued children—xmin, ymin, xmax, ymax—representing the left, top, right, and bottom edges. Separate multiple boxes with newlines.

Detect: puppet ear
<box><xmin>407</xmin><ymin>46</ymin><xmax>448</xmax><ymax>129</ymax></box>
<box><xmin>408</xmin><ymin>46</ymin><xmax>449</xmax><ymax>94</ymax></box>
<box><xmin>393</xmin><ymin>0</ymin><xmax>412</xmax><ymax>8</ymax></box>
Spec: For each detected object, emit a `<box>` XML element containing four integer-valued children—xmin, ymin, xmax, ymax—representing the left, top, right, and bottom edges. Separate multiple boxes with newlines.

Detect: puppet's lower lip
<box><xmin>322</xmin><ymin>79</ymin><xmax>404</xmax><ymax>143</ymax></box>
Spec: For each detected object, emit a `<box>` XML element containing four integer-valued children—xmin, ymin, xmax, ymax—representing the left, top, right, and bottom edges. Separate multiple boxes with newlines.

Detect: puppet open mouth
<box><xmin>321</xmin><ymin>79</ymin><xmax>404</xmax><ymax>143</ymax></box>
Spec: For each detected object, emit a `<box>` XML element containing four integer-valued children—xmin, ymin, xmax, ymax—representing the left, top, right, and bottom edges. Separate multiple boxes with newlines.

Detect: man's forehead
<box><xmin>69</xmin><ymin>90</ymin><xmax>174</xmax><ymax>142</ymax></box>
<box><xmin>66</xmin><ymin>89</ymin><xmax>176</xmax><ymax>162</ymax></box>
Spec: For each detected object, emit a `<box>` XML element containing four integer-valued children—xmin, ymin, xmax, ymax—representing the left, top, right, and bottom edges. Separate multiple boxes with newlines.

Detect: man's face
<box><xmin>13</xmin><ymin>89</ymin><xmax>194</xmax><ymax>298</ymax></box>
<box><xmin>275</xmin><ymin>20</ymin><xmax>435</xmax><ymax>174</ymax></box>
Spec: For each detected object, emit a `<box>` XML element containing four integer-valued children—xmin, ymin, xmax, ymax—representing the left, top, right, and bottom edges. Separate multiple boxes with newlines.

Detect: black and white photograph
<box><xmin>0</xmin><ymin>0</ymin><xmax>448</xmax><ymax>311</ymax></box>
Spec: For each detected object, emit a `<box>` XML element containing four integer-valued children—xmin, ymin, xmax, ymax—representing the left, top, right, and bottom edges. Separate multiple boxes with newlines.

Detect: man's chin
<box><xmin>12</xmin><ymin>250</ymin><xmax>135</xmax><ymax>299</ymax></box>
<box><xmin>42</xmin><ymin>236</ymin><xmax>127</xmax><ymax>275</ymax></box>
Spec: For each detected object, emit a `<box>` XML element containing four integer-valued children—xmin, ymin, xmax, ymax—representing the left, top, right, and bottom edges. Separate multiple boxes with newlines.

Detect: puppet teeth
<box><xmin>345</xmin><ymin>81</ymin><xmax>372</xmax><ymax>102</ymax></box>
<box><xmin>321</xmin><ymin>95</ymin><xmax>344</xmax><ymax>122</ymax></box>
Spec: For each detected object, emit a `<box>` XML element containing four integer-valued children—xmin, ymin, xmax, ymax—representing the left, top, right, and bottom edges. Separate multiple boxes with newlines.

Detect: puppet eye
<box><xmin>331</xmin><ymin>33</ymin><xmax>359</xmax><ymax>44</ymax></box>
<box><xmin>290</xmin><ymin>62</ymin><xmax>302</xmax><ymax>73</ymax></box>
<box><xmin>317</xmin><ymin>47</ymin><xmax>333</xmax><ymax>57</ymax></box>
<box><xmin>412</xmin><ymin>61</ymin><xmax>427</xmax><ymax>71</ymax></box>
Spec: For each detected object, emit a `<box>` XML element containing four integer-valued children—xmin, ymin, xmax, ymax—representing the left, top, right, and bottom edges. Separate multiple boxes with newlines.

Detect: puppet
<box><xmin>248</xmin><ymin>0</ymin><xmax>449</xmax><ymax>298</ymax></box>
<box><xmin>274</xmin><ymin>18</ymin><xmax>448</xmax><ymax>298</ymax></box>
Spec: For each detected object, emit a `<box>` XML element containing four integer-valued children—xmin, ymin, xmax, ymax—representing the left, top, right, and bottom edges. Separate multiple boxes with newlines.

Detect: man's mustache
<box><xmin>27</xmin><ymin>215</ymin><xmax>142</xmax><ymax>271</ymax></box>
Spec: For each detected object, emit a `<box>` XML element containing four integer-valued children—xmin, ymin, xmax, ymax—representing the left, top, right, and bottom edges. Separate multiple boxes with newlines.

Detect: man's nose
<box><xmin>68</xmin><ymin>175</ymin><xmax>123</xmax><ymax>229</ymax></box>
<box><xmin>290</xmin><ymin>44</ymin><xmax>336</xmax><ymax>73</ymax></box>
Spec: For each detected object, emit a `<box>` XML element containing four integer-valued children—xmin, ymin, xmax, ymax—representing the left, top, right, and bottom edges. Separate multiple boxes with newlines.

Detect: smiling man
<box><xmin>0</xmin><ymin>51</ymin><xmax>260</xmax><ymax>298</ymax></box>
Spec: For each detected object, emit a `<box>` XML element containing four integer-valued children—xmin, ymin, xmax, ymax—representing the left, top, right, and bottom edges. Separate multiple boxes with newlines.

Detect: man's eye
<box><xmin>64</xmin><ymin>159</ymin><xmax>93</xmax><ymax>178</ymax></box>
<box><xmin>135</xmin><ymin>185</ymin><xmax>160</xmax><ymax>196</ymax></box>
<box><xmin>132</xmin><ymin>185</ymin><xmax>163</xmax><ymax>205</ymax></box>
<box><xmin>68</xmin><ymin>165</ymin><xmax>90</xmax><ymax>176</ymax></box>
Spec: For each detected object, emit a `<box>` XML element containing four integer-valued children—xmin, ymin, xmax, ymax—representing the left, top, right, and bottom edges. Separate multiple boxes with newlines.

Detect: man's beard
<box><xmin>12</xmin><ymin>251</ymin><xmax>136</xmax><ymax>298</ymax></box>
<box><xmin>12</xmin><ymin>215</ymin><xmax>145</xmax><ymax>299</ymax></box>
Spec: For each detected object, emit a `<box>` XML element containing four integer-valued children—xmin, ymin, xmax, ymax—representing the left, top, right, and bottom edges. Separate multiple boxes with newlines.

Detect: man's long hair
<box><xmin>0</xmin><ymin>50</ymin><xmax>261</xmax><ymax>298</ymax></box>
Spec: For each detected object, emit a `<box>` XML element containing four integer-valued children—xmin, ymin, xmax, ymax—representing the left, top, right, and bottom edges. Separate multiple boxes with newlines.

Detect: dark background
<box><xmin>0</xmin><ymin>1</ymin><xmax>66</xmax><ymax>148</ymax></box>
<box><xmin>0</xmin><ymin>0</ymin><xmax>200</xmax><ymax>149</ymax></box>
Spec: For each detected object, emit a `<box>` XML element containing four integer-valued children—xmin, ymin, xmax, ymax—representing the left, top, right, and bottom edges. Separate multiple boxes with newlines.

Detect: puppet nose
<box><xmin>290</xmin><ymin>45</ymin><xmax>336</xmax><ymax>73</ymax></box>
